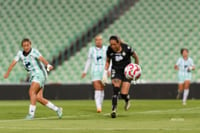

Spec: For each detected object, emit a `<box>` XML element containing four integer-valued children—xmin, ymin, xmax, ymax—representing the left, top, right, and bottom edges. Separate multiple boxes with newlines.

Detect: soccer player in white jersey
<box><xmin>81</xmin><ymin>35</ymin><xmax>110</xmax><ymax>113</ymax></box>
<box><xmin>4</xmin><ymin>38</ymin><xmax>63</xmax><ymax>119</ymax></box>
<box><xmin>174</xmin><ymin>48</ymin><xmax>195</xmax><ymax>105</ymax></box>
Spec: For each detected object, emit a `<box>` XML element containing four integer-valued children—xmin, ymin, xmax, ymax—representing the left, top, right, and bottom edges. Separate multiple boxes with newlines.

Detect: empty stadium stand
<box><xmin>48</xmin><ymin>0</ymin><xmax>200</xmax><ymax>83</ymax></box>
<box><xmin>1</xmin><ymin>0</ymin><xmax>199</xmax><ymax>83</ymax></box>
<box><xmin>0</xmin><ymin>0</ymin><xmax>119</xmax><ymax>83</ymax></box>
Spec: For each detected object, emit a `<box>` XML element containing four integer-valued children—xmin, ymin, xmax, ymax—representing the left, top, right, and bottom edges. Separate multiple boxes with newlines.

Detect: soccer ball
<box><xmin>124</xmin><ymin>63</ymin><xmax>142</xmax><ymax>80</ymax></box>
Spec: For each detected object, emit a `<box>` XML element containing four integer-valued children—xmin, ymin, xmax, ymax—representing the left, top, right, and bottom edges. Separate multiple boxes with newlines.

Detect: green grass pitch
<box><xmin>0</xmin><ymin>100</ymin><xmax>199</xmax><ymax>133</ymax></box>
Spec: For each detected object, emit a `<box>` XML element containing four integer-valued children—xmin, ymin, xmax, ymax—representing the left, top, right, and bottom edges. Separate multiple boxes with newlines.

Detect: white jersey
<box><xmin>176</xmin><ymin>57</ymin><xmax>194</xmax><ymax>74</ymax></box>
<box><xmin>14</xmin><ymin>48</ymin><xmax>48</xmax><ymax>78</ymax></box>
<box><xmin>84</xmin><ymin>46</ymin><xmax>107</xmax><ymax>73</ymax></box>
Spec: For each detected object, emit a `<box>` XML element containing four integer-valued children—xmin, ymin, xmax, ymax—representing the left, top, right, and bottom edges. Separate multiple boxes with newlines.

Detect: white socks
<box><xmin>29</xmin><ymin>104</ymin><xmax>36</xmax><ymax>116</ymax></box>
<box><xmin>28</xmin><ymin>102</ymin><xmax>58</xmax><ymax>117</ymax></box>
<box><xmin>95</xmin><ymin>90</ymin><xmax>104</xmax><ymax>110</ymax></box>
<box><xmin>46</xmin><ymin>101</ymin><xmax>59</xmax><ymax>111</ymax></box>
<box><xmin>183</xmin><ymin>89</ymin><xmax>189</xmax><ymax>104</ymax></box>
<box><xmin>100</xmin><ymin>90</ymin><xmax>104</xmax><ymax>106</ymax></box>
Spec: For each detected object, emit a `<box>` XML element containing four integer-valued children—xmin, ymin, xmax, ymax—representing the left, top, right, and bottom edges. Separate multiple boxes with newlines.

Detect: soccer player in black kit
<box><xmin>102</xmin><ymin>35</ymin><xmax>139</xmax><ymax>118</ymax></box>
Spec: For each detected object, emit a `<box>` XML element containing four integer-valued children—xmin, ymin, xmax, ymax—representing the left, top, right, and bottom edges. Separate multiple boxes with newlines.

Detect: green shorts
<box><xmin>29</xmin><ymin>73</ymin><xmax>46</xmax><ymax>88</ymax></box>
<box><xmin>91</xmin><ymin>71</ymin><xmax>103</xmax><ymax>81</ymax></box>
<box><xmin>178</xmin><ymin>72</ymin><xmax>192</xmax><ymax>83</ymax></box>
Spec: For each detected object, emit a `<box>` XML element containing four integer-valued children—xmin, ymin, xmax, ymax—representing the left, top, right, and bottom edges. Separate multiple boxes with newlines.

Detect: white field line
<box><xmin>0</xmin><ymin>126</ymin><xmax>199</xmax><ymax>131</ymax></box>
<box><xmin>0</xmin><ymin>106</ymin><xmax>199</xmax><ymax>123</ymax></box>
<box><xmin>0</xmin><ymin>116</ymin><xmax>57</xmax><ymax>123</ymax></box>
<box><xmin>103</xmin><ymin>106</ymin><xmax>200</xmax><ymax>116</ymax></box>
<box><xmin>0</xmin><ymin>115</ymin><xmax>90</xmax><ymax>123</ymax></box>
<box><xmin>136</xmin><ymin>106</ymin><xmax>200</xmax><ymax>114</ymax></box>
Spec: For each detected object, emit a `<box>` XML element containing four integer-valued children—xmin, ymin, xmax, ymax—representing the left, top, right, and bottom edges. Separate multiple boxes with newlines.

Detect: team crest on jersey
<box><xmin>122</xmin><ymin>51</ymin><xmax>126</xmax><ymax>56</ymax></box>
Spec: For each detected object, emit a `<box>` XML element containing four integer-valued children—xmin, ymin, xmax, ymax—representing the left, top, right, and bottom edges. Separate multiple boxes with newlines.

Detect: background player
<box><xmin>174</xmin><ymin>48</ymin><xmax>195</xmax><ymax>105</ymax></box>
<box><xmin>4</xmin><ymin>38</ymin><xmax>63</xmax><ymax>119</ymax></box>
<box><xmin>102</xmin><ymin>35</ymin><xmax>139</xmax><ymax>118</ymax></box>
<box><xmin>81</xmin><ymin>35</ymin><xmax>110</xmax><ymax>113</ymax></box>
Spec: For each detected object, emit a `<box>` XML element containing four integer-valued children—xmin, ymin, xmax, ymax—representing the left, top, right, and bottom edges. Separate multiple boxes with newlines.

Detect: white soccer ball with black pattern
<box><xmin>124</xmin><ymin>63</ymin><xmax>142</xmax><ymax>80</ymax></box>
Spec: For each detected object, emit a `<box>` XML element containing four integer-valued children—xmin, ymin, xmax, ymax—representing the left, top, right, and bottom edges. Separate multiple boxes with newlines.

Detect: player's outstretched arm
<box><xmin>81</xmin><ymin>73</ymin><xmax>86</xmax><ymax>78</ymax></box>
<box><xmin>4</xmin><ymin>60</ymin><xmax>17</xmax><ymax>79</ymax></box>
<box><xmin>132</xmin><ymin>51</ymin><xmax>139</xmax><ymax>64</ymax></box>
<box><xmin>174</xmin><ymin>65</ymin><xmax>179</xmax><ymax>70</ymax></box>
<box><xmin>39</xmin><ymin>56</ymin><xmax>53</xmax><ymax>71</ymax></box>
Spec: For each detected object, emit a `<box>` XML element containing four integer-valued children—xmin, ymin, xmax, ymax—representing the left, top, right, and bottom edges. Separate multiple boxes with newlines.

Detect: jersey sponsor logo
<box><xmin>184</xmin><ymin>65</ymin><xmax>188</xmax><ymax>68</ymax></box>
<box><xmin>24</xmin><ymin>61</ymin><xmax>31</xmax><ymax>71</ymax></box>
<box><xmin>115</xmin><ymin>55</ymin><xmax>123</xmax><ymax>62</ymax></box>
<box><xmin>96</xmin><ymin>56</ymin><xmax>102</xmax><ymax>61</ymax></box>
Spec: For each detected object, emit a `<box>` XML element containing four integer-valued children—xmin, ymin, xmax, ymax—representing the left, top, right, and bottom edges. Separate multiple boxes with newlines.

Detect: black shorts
<box><xmin>111</xmin><ymin>68</ymin><xmax>131</xmax><ymax>82</ymax></box>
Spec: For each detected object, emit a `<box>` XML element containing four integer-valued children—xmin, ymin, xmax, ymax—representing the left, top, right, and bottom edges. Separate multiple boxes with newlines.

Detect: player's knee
<box><xmin>36</xmin><ymin>94</ymin><xmax>43</xmax><ymax>102</ymax></box>
<box><xmin>113</xmin><ymin>86</ymin><xmax>120</xmax><ymax>95</ymax></box>
<box><xmin>120</xmin><ymin>94</ymin><xmax>130</xmax><ymax>99</ymax></box>
<box><xmin>112</xmin><ymin>94</ymin><xmax>118</xmax><ymax>99</ymax></box>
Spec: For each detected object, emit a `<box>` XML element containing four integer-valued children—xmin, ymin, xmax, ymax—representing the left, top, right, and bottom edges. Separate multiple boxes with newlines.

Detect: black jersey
<box><xmin>107</xmin><ymin>43</ymin><xmax>134</xmax><ymax>70</ymax></box>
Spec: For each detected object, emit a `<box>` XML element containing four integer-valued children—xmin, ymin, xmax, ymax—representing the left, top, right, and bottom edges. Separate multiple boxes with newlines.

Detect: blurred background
<box><xmin>0</xmin><ymin>0</ymin><xmax>200</xmax><ymax>99</ymax></box>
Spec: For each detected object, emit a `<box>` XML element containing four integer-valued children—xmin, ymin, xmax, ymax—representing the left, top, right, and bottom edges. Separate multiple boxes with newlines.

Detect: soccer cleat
<box><xmin>56</xmin><ymin>107</ymin><xmax>63</xmax><ymax>119</ymax></box>
<box><xmin>97</xmin><ymin>108</ymin><xmax>102</xmax><ymax>113</ymax></box>
<box><xmin>182</xmin><ymin>102</ymin><xmax>187</xmax><ymax>106</ymax></box>
<box><xmin>25</xmin><ymin>114</ymin><xmax>34</xmax><ymax>120</ymax></box>
<box><xmin>124</xmin><ymin>101</ymin><xmax>131</xmax><ymax>111</ymax></box>
<box><xmin>111</xmin><ymin>111</ymin><xmax>116</xmax><ymax>118</ymax></box>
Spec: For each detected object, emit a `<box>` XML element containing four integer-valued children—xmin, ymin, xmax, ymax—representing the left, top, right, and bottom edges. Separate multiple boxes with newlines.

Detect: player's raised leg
<box><xmin>36</xmin><ymin>89</ymin><xmax>63</xmax><ymax>118</ymax></box>
<box><xmin>121</xmin><ymin>82</ymin><xmax>131</xmax><ymax>111</ymax></box>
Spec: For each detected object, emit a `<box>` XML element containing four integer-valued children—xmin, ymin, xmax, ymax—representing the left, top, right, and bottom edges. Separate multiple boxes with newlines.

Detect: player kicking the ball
<box><xmin>4</xmin><ymin>38</ymin><xmax>63</xmax><ymax>119</ymax></box>
<box><xmin>102</xmin><ymin>35</ymin><xmax>139</xmax><ymax>118</ymax></box>
<box><xmin>82</xmin><ymin>35</ymin><xmax>110</xmax><ymax>113</ymax></box>
<box><xmin>174</xmin><ymin>48</ymin><xmax>195</xmax><ymax>105</ymax></box>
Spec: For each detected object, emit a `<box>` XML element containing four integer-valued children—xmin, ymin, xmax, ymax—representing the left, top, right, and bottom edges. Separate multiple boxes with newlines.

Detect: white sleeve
<box><xmin>14</xmin><ymin>51</ymin><xmax>21</xmax><ymax>62</ymax></box>
<box><xmin>176</xmin><ymin>58</ymin><xmax>181</xmax><ymax>66</ymax></box>
<box><xmin>83</xmin><ymin>48</ymin><xmax>92</xmax><ymax>73</ymax></box>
